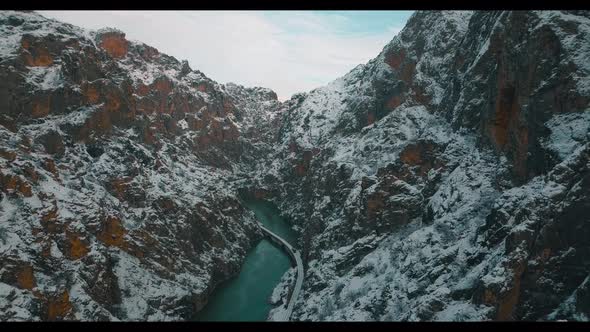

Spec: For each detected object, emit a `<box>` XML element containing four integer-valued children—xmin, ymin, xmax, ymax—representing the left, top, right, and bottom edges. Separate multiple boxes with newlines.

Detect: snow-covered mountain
<box><xmin>0</xmin><ymin>10</ymin><xmax>589</xmax><ymax>321</ymax></box>
<box><xmin>256</xmin><ymin>10</ymin><xmax>590</xmax><ymax>321</ymax></box>
<box><xmin>0</xmin><ymin>10</ymin><xmax>281</xmax><ymax>320</ymax></box>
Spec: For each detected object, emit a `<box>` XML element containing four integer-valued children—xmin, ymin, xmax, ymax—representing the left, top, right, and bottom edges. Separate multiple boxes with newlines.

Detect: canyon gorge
<box><xmin>0</xmin><ymin>10</ymin><xmax>589</xmax><ymax>321</ymax></box>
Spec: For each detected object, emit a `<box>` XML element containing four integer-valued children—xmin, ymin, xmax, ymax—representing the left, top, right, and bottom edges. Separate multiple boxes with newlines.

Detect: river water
<box><xmin>194</xmin><ymin>199</ymin><xmax>297</xmax><ymax>321</ymax></box>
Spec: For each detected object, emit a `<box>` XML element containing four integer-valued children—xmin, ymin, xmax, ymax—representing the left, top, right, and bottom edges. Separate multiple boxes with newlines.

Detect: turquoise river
<box><xmin>194</xmin><ymin>199</ymin><xmax>297</xmax><ymax>321</ymax></box>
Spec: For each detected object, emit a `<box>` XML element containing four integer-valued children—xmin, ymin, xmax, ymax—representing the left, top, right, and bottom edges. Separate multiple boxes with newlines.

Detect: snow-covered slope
<box><xmin>253</xmin><ymin>10</ymin><xmax>590</xmax><ymax>321</ymax></box>
<box><xmin>0</xmin><ymin>10</ymin><xmax>281</xmax><ymax>321</ymax></box>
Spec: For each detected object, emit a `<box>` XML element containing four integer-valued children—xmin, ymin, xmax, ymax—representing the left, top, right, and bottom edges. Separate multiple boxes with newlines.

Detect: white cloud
<box><xmin>38</xmin><ymin>11</ymin><xmax>404</xmax><ymax>101</ymax></box>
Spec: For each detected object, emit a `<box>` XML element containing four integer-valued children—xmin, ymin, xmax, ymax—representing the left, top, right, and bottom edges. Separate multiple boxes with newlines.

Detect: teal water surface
<box><xmin>194</xmin><ymin>199</ymin><xmax>297</xmax><ymax>321</ymax></box>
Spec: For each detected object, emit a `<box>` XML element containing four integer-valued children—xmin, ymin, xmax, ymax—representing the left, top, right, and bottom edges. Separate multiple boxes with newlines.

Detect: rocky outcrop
<box><xmin>96</xmin><ymin>29</ymin><xmax>128</xmax><ymax>59</ymax></box>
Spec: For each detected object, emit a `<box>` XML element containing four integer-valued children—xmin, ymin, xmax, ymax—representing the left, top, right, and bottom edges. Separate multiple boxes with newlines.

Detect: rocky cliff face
<box><xmin>257</xmin><ymin>11</ymin><xmax>590</xmax><ymax>321</ymax></box>
<box><xmin>1</xmin><ymin>10</ymin><xmax>589</xmax><ymax>322</ymax></box>
<box><xmin>0</xmin><ymin>10</ymin><xmax>281</xmax><ymax>321</ymax></box>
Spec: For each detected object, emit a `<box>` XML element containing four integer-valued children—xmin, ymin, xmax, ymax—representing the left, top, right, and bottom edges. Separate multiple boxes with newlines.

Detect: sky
<box><xmin>38</xmin><ymin>11</ymin><xmax>413</xmax><ymax>100</ymax></box>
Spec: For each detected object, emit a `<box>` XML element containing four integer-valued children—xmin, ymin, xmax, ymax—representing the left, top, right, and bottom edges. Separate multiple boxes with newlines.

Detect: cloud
<box><xmin>38</xmin><ymin>11</ymin><xmax>406</xmax><ymax>101</ymax></box>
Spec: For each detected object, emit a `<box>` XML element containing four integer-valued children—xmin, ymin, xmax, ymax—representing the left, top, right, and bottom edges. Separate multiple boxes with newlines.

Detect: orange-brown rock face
<box><xmin>97</xmin><ymin>216</ymin><xmax>127</xmax><ymax>248</ymax></box>
<box><xmin>193</xmin><ymin>115</ymin><xmax>241</xmax><ymax>152</ymax></box>
<box><xmin>22</xmin><ymin>50</ymin><xmax>53</xmax><ymax>67</ymax></box>
<box><xmin>488</xmin><ymin>83</ymin><xmax>519</xmax><ymax>151</ymax></box>
<box><xmin>65</xmin><ymin>231</ymin><xmax>90</xmax><ymax>260</ymax></box>
<box><xmin>17</xmin><ymin>265</ymin><xmax>36</xmax><ymax>290</ymax></box>
<box><xmin>485</xmin><ymin>57</ymin><xmax>530</xmax><ymax>180</ymax></box>
<box><xmin>75</xmin><ymin>109</ymin><xmax>113</xmax><ymax>142</ymax></box>
<box><xmin>21</xmin><ymin>36</ymin><xmax>53</xmax><ymax>67</ymax></box>
<box><xmin>0</xmin><ymin>172</ymin><xmax>19</xmax><ymax>193</ymax></box>
<box><xmin>42</xmin><ymin>158</ymin><xmax>60</xmax><ymax>180</ymax></box>
<box><xmin>496</xmin><ymin>259</ymin><xmax>527</xmax><ymax>321</ymax></box>
<box><xmin>104</xmin><ymin>91</ymin><xmax>122</xmax><ymax>112</ymax></box>
<box><xmin>135</xmin><ymin>83</ymin><xmax>150</xmax><ymax>97</ymax></box>
<box><xmin>478</xmin><ymin>259</ymin><xmax>526</xmax><ymax>321</ymax></box>
<box><xmin>0</xmin><ymin>172</ymin><xmax>33</xmax><ymax>197</ymax></box>
<box><xmin>18</xmin><ymin>181</ymin><xmax>33</xmax><ymax>197</ymax></box>
<box><xmin>153</xmin><ymin>77</ymin><xmax>173</xmax><ymax>95</ymax></box>
<box><xmin>384</xmin><ymin>47</ymin><xmax>416</xmax><ymax>84</ymax></box>
<box><xmin>45</xmin><ymin>290</ymin><xmax>74</xmax><ymax>321</ymax></box>
<box><xmin>399</xmin><ymin>141</ymin><xmax>444</xmax><ymax>176</ymax></box>
<box><xmin>152</xmin><ymin>77</ymin><xmax>174</xmax><ymax>113</ymax></box>
<box><xmin>97</xmin><ymin>32</ymin><xmax>128</xmax><ymax>59</ymax></box>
